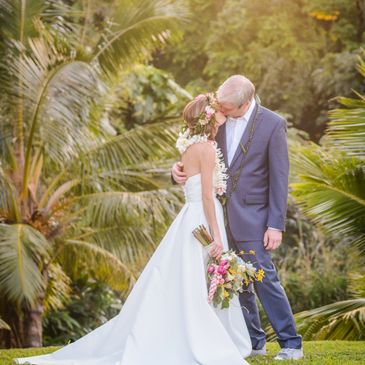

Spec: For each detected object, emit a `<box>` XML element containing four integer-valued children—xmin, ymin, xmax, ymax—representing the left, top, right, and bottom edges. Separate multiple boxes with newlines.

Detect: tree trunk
<box><xmin>21</xmin><ymin>269</ymin><xmax>48</xmax><ymax>348</ymax></box>
<box><xmin>22</xmin><ymin>297</ymin><xmax>45</xmax><ymax>348</ymax></box>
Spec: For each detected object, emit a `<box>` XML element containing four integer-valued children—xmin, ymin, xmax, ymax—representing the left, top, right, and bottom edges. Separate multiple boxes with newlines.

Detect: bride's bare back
<box><xmin>181</xmin><ymin>143</ymin><xmax>207</xmax><ymax>179</ymax></box>
<box><xmin>180</xmin><ymin>141</ymin><xmax>223</xmax><ymax>258</ymax></box>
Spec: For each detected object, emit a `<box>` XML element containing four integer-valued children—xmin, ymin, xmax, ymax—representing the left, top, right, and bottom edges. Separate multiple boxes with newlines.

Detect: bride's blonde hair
<box><xmin>182</xmin><ymin>94</ymin><xmax>218</xmax><ymax>140</ymax></box>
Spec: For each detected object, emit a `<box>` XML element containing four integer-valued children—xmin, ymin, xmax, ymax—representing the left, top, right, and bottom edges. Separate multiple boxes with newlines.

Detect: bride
<box><xmin>14</xmin><ymin>94</ymin><xmax>252</xmax><ymax>365</ymax></box>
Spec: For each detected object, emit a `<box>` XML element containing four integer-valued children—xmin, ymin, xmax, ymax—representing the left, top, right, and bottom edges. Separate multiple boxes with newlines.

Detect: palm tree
<box><xmin>289</xmin><ymin>54</ymin><xmax>365</xmax><ymax>340</ymax></box>
<box><xmin>0</xmin><ymin>0</ymin><xmax>187</xmax><ymax>348</ymax></box>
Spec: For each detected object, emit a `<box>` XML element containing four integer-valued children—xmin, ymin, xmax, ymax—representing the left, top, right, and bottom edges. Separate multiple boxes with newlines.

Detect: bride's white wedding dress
<box><xmin>15</xmin><ymin>173</ymin><xmax>251</xmax><ymax>365</ymax></box>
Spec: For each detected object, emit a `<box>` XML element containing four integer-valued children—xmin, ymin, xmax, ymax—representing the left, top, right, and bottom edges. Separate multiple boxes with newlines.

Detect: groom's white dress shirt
<box><xmin>225</xmin><ymin>98</ymin><xmax>281</xmax><ymax>232</ymax></box>
<box><xmin>225</xmin><ymin>98</ymin><xmax>256</xmax><ymax>166</ymax></box>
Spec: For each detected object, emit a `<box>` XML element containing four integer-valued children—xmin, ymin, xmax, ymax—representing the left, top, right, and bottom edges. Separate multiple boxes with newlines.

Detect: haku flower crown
<box><xmin>182</xmin><ymin>92</ymin><xmax>220</xmax><ymax>136</ymax></box>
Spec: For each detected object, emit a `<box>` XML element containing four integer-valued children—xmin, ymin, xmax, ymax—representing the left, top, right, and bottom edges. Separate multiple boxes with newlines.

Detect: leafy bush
<box><xmin>43</xmin><ymin>276</ymin><xmax>122</xmax><ymax>346</ymax></box>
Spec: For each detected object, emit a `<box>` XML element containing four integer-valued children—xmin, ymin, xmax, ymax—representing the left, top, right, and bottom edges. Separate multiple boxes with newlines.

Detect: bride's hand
<box><xmin>209</xmin><ymin>240</ymin><xmax>223</xmax><ymax>258</ymax></box>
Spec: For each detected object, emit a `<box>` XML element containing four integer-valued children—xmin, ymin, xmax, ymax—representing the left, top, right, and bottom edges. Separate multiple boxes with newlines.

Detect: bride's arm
<box><xmin>199</xmin><ymin>142</ymin><xmax>223</xmax><ymax>258</ymax></box>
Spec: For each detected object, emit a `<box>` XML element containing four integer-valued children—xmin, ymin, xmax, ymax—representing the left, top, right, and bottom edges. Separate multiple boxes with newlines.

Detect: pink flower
<box><xmin>217</xmin><ymin>266</ymin><xmax>227</xmax><ymax>275</ymax></box>
<box><xmin>205</xmin><ymin>106</ymin><xmax>215</xmax><ymax>119</ymax></box>
<box><xmin>220</xmin><ymin>259</ymin><xmax>229</xmax><ymax>266</ymax></box>
<box><xmin>219</xmin><ymin>278</ymin><xmax>225</xmax><ymax>284</ymax></box>
<box><xmin>207</xmin><ymin>266</ymin><xmax>215</xmax><ymax>274</ymax></box>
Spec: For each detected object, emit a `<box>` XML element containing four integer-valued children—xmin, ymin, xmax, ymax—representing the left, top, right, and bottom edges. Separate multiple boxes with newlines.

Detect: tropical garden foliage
<box><xmin>155</xmin><ymin>0</ymin><xmax>365</xmax><ymax>139</ymax></box>
<box><xmin>288</xmin><ymin>56</ymin><xmax>365</xmax><ymax>340</ymax></box>
<box><xmin>0</xmin><ymin>0</ymin><xmax>187</xmax><ymax>348</ymax></box>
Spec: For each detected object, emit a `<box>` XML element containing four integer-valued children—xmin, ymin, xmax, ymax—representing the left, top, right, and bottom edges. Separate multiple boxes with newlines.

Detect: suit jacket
<box><xmin>215</xmin><ymin>103</ymin><xmax>289</xmax><ymax>241</ymax></box>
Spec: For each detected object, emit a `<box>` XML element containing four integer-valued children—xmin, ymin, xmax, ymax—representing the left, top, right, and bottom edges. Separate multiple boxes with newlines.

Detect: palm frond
<box><xmin>77</xmin><ymin>120</ymin><xmax>180</xmax><ymax>174</ymax></box>
<box><xmin>68</xmin><ymin>225</ymin><xmax>156</xmax><ymax>265</ymax></box>
<box><xmin>0</xmin><ymin>316</ymin><xmax>10</xmax><ymax>330</ymax></box>
<box><xmin>43</xmin><ymin>262</ymin><xmax>71</xmax><ymax>312</ymax></box>
<box><xmin>290</xmin><ymin>145</ymin><xmax>365</xmax><ymax>253</ymax></box>
<box><xmin>327</xmin><ymin>95</ymin><xmax>365</xmax><ymax>158</ymax></box>
<box><xmin>83</xmin><ymin>169</ymin><xmax>162</xmax><ymax>192</ymax></box>
<box><xmin>80</xmin><ymin>186</ymin><xmax>183</xmax><ymax>227</ymax></box>
<box><xmin>93</xmin><ymin>0</ymin><xmax>188</xmax><ymax>75</ymax></box>
<box><xmin>0</xmin><ymin>110</ymin><xmax>14</xmax><ymax>167</ymax></box>
<box><xmin>0</xmin><ymin>223</ymin><xmax>50</xmax><ymax>304</ymax></box>
<box><xmin>0</xmin><ymin>0</ymin><xmax>82</xmax><ymax>44</ymax></box>
<box><xmin>0</xmin><ymin>166</ymin><xmax>21</xmax><ymax>222</ymax></box>
<box><xmin>39</xmin><ymin>166</ymin><xmax>171</xmax><ymax>213</ymax></box>
<box><xmin>295</xmin><ymin>299</ymin><xmax>365</xmax><ymax>340</ymax></box>
<box><xmin>61</xmin><ymin>239</ymin><xmax>136</xmax><ymax>294</ymax></box>
<box><xmin>325</xmin><ymin>52</ymin><xmax>365</xmax><ymax>158</ymax></box>
<box><xmin>9</xmin><ymin>32</ymin><xmax>101</xmax><ymax>164</ymax></box>
<box><xmin>348</xmin><ymin>273</ymin><xmax>365</xmax><ymax>298</ymax></box>
<box><xmin>0</xmin><ymin>0</ymin><xmax>45</xmax><ymax>42</ymax></box>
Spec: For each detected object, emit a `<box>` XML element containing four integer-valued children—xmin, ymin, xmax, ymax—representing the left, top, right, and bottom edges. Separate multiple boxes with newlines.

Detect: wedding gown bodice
<box><xmin>183</xmin><ymin>172</ymin><xmax>221</xmax><ymax>204</ymax></box>
<box><xmin>184</xmin><ymin>173</ymin><xmax>208</xmax><ymax>203</ymax></box>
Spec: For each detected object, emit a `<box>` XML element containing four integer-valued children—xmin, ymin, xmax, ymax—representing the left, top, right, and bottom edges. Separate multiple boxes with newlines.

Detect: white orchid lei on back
<box><xmin>176</xmin><ymin>94</ymin><xmax>228</xmax><ymax>196</ymax></box>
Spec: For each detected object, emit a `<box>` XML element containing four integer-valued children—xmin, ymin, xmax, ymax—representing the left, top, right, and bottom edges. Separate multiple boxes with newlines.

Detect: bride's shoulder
<box><xmin>194</xmin><ymin>141</ymin><xmax>217</xmax><ymax>162</ymax></box>
<box><xmin>190</xmin><ymin>140</ymin><xmax>215</xmax><ymax>151</ymax></box>
<box><xmin>183</xmin><ymin>140</ymin><xmax>215</xmax><ymax>153</ymax></box>
<box><xmin>197</xmin><ymin>140</ymin><xmax>215</xmax><ymax>147</ymax></box>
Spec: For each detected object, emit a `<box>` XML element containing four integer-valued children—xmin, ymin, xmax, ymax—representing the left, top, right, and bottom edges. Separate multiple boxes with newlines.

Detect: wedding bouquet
<box><xmin>193</xmin><ymin>225</ymin><xmax>265</xmax><ymax>309</ymax></box>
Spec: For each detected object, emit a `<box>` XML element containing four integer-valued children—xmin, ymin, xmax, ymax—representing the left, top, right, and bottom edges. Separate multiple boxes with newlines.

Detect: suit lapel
<box><xmin>229</xmin><ymin>104</ymin><xmax>263</xmax><ymax>169</ymax></box>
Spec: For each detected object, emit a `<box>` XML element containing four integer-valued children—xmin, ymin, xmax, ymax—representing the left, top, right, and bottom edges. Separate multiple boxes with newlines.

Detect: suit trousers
<box><xmin>232</xmin><ymin>239</ymin><xmax>302</xmax><ymax>350</ymax></box>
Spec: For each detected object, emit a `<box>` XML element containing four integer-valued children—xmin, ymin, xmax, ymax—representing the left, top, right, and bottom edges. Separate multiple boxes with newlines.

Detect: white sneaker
<box><xmin>274</xmin><ymin>347</ymin><xmax>304</xmax><ymax>360</ymax></box>
<box><xmin>250</xmin><ymin>345</ymin><xmax>266</xmax><ymax>356</ymax></box>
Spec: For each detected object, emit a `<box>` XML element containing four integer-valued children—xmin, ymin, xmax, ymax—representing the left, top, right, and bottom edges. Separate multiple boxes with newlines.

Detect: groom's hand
<box><xmin>172</xmin><ymin>162</ymin><xmax>187</xmax><ymax>185</ymax></box>
<box><xmin>263</xmin><ymin>228</ymin><xmax>282</xmax><ymax>250</ymax></box>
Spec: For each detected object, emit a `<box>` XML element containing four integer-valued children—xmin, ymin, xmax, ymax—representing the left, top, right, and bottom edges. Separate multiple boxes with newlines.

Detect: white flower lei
<box><xmin>214</xmin><ymin>144</ymin><xmax>228</xmax><ymax>196</ymax></box>
<box><xmin>175</xmin><ymin>129</ymin><xmax>228</xmax><ymax>195</ymax></box>
<box><xmin>175</xmin><ymin>129</ymin><xmax>208</xmax><ymax>154</ymax></box>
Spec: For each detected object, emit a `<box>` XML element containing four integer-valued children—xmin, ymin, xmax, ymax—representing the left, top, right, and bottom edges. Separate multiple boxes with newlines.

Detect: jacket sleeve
<box><xmin>266</xmin><ymin>118</ymin><xmax>289</xmax><ymax>231</ymax></box>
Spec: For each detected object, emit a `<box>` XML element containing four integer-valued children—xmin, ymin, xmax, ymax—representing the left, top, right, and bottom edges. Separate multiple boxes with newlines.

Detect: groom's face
<box><xmin>219</xmin><ymin>101</ymin><xmax>250</xmax><ymax>118</ymax></box>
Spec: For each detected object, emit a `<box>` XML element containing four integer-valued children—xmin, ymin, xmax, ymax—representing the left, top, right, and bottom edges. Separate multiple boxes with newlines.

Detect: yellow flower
<box><xmin>239</xmin><ymin>250</ymin><xmax>245</xmax><ymax>254</ymax></box>
<box><xmin>255</xmin><ymin>269</ymin><xmax>265</xmax><ymax>282</ymax></box>
<box><xmin>249</xmin><ymin>249</ymin><xmax>256</xmax><ymax>255</ymax></box>
<box><xmin>224</xmin><ymin>290</ymin><xmax>230</xmax><ymax>298</ymax></box>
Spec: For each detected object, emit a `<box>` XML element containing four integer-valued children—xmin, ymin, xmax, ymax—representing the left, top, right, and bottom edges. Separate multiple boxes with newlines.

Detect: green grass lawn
<box><xmin>0</xmin><ymin>341</ymin><xmax>364</xmax><ymax>364</ymax></box>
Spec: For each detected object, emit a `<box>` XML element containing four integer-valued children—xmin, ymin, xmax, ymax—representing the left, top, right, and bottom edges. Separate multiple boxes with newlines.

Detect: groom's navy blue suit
<box><xmin>215</xmin><ymin>102</ymin><xmax>302</xmax><ymax>350</ymax></box>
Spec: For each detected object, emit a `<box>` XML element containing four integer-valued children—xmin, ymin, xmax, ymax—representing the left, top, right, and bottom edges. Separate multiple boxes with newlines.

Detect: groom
<box><xmin>171</xmin><ymin>75</ymin><xmax>303</xmax><ymax>360</ymax></box>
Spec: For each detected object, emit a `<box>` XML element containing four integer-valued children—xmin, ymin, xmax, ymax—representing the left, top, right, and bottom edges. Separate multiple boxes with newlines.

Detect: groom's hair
<box><xmin>217</xmin><ymin>75</ymin><xmax>255</xmax><ymax>107</ymax></box>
